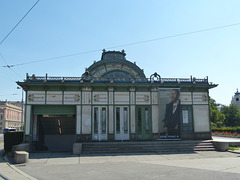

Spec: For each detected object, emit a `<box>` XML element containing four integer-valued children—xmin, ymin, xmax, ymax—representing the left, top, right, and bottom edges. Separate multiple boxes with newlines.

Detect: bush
<box><xmin>212</xmin><ymin>127</ymin><xmax>240</xmax><ymax>134</ymax></box>
<box><xmin>4</xmin><ymin>131</ymin><xmax>24</xmax><ymax>153</ymax></box>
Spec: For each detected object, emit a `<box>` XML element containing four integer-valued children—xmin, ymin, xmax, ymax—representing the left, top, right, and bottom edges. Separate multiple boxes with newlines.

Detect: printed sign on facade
<box><xmin>193</xmin><ymin>92</ymin><xmax>208</xmax><ymax>104</ymax></box>
<box><xmin>159</xmin><ymin>88</ymin><xmax>181</xmax><ymax>138</ymax></box>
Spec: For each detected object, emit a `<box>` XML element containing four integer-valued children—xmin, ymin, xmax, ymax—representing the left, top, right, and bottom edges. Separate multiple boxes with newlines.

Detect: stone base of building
<box><xmin>76</xmin><ymin>134</ymin><xmax>81</xmax><ymax>142</ymax></box>
<box><xmin>108</xmin><ymin>134</ymin><xmax>114</xmax><ymax>141</ymax></box>
<box><xmin>130</xmin><ymin>134</ymin><xmax>136</xmax><ymax>140</ymax></box>
<box><xmin>79</xmin><ymin>134</ymin><xmax>92</xmax><ymax>142</ymax></box>
<box><xmin>181</xmin><ymin>132</ymin><xmax>212</xmax><ymax>140</ymax></box>
<box><xmin>24</xmin><ymin>135</ymin><xmax>30</xmax><ymax>143</ymax></box>
<box><xmin>152</xmin><ymin>133</ymin><xmax>159</xmax><ymax>140</ymax></box>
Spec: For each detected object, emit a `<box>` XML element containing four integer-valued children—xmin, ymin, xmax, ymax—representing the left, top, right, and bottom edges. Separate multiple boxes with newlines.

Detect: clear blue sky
<box><xmin>0</xmin><ymin>0</ymin><xmax>240</xmax><ymax>105</ymax></box>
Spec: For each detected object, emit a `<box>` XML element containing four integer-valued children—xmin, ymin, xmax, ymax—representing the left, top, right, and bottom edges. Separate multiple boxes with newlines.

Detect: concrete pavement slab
<box><xmin>27</xmin><ymin>152</ymin><xmax>53</xmax><ymax>164</ymax></box>
<box><xmin>13</xmin><ymin>151</ymin><xmax>240</xmax><ymax>180</ymax></box>
<box><xmin>46</xmin><ymin>153</ymin><xmax>79</xmax><ymax>165</ymax></box>
<box><xmin>2</xmin><ymin>136</ymin><xmax>240</xmax><ymax>180</ymax></box>
<box><xmin>139</xmin><ymin>157</ymin><xmax>240</xmax><ymax>173</ymax></box>
<box><xmin>0</xmin><ymin>150</ymin><xmax>37</xmax><ymax>180</ymax></box>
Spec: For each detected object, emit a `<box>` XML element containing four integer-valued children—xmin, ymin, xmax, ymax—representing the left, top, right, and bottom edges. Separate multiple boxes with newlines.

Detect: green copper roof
<box><xmin>235</xmin><ymin>89</ymin><xmax>240</xmax><ymax>95</ymax></box>
<box><xmin>86</xmin><ymin>50</ymin><xmax>146</xmax><ymax>78</ymax></box>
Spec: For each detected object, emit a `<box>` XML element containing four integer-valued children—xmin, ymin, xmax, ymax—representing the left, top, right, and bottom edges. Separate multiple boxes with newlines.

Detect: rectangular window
<box><xmin>145</xmin><ymin>108</ymin><xmax>149</xmax><ymax>131</ymax></box>
<box><xmin>124</xmin><ymin>107</ymin><xmax>128</xmax><ymax>132</ymax></box>
<box><xmin>181</xmin><ymin>105</ymin><xmax>193</xmax><ymax>132</ymax></box>
<box><xmin>116</xmin><ymin>107</ymin><xmax>120</xmax><ymax>133</ymax></box>
<box><xmin>137</xmin><ymin>108</ymin><xmax>142</xmax><ymax>132</ymax></box>
<box><xmin>94</xmin><ymin>107</ymin><xmax>98</xmax><ymax>133</ymax></box>
<box><xmin>101</xmin><ymin>107</ymin><xmax>106</xmax><ymax>133</ymax></box>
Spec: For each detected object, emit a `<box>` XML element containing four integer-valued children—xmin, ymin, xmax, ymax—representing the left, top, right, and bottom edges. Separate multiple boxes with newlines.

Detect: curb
<box><xmin>3</xmin><ymin>155</ymin><xmax>37</xmax><ymax>180</ymax></box>
<box><xmin>228</xmin><ymin>150</ymin><xmax>240</xmax><ymax>154</ymax></box>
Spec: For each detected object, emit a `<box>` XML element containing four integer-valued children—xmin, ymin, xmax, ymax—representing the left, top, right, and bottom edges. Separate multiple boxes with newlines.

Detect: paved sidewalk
<box><xmin>1</xmin><ymin>137</ymin><xmax>240</xmax><ymax>180</ymax></box>
<box><xmin>0</xmin><ymin>149</ymin><xmax>37</xmax><ymax>180</ymax></box>
<box><xmin>13</xmin><ymin>151</ymin><xmax>240</xmax><ymax>180</ymax></box>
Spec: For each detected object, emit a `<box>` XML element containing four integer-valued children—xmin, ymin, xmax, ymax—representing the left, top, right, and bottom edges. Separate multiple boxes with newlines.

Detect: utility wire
<box><xmin>0</xmin><ymin>93</ymin><xmax>18</xmax><ymax>96</ymax></box>
<box><xmin>7</xmin><ymin>48</ymin><xmax>103</xmax><ymax>67</ymax></box>
<box><xmin>8</xmin><ymin>67</ymin><xmax>24</xmax><ymax>80</ymax></box>
<box><xmin>0</xmin><ymin>1</ymin><xmax>39</xmax><ymax>80</ymax></box>
<box><xmin>3</xmin><ymin>21</ymin><xmax>240</xmax><ymax>68</ymax></box>
<box><xmin>0</xmin><ymin>52</ymin><xmax>9</xmax><ymax>67</ymax></box>
<box><xmin>0</xmin><ymin>52</ymin><xmax>24</xmax><ymax>79</ymax></box>
<box><xmin>0</xmin><ymin>0</ymin><xmax>40</xmax><ymax>46</ymax></box>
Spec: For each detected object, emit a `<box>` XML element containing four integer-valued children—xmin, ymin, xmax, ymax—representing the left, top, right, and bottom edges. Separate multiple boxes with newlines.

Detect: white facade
<box><xmin>17</xmin><ymin>50</ymin><xmax>217</xmax><ymax>151</ymax></box>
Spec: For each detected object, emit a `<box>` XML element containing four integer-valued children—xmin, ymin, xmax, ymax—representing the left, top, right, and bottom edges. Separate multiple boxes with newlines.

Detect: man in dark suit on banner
<box><xmin>162</xmin><ymin>89</ymin><xmax>181</xmax><ymax>137</ymax></box>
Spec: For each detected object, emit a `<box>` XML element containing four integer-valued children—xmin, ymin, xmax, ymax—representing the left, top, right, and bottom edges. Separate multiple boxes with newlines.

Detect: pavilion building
<box><xmin>17</xmin><ymin>50</ymin><xmax>217</xmax><ymax>151</ymax></box>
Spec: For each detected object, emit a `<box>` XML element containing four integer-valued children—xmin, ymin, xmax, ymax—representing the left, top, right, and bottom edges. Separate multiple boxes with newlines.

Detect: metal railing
<box><xmin>25</xmin><ymin>73</ymin><xmax>210</xmax><ymax>85</ymax></box>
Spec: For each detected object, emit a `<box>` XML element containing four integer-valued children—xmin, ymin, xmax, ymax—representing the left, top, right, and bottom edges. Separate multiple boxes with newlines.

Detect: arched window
<box><xmin>103</xmin><ymin>71</ymin><xmax>133</xmax><ymax>79</ymax></box>
<box><xmin>236</xmin><ymin>98</ymin><xmax>239</xmax><ymax>101</ymax></box>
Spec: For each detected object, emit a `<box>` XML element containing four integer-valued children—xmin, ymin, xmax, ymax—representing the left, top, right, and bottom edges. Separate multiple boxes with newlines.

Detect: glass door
<box><xmin>92</xmin><ymin>107</ymin><xmax>107</xmax><ymax>141</ymax></box>
<box><xmin>115</xmin><ymin>106</ymin><xmax>129</xmax><ymax>141</ymax></box>
<box><xmin>136</xmin><ymin>106</ymin><xmax>152</xmax><ymax>140</ymax></box>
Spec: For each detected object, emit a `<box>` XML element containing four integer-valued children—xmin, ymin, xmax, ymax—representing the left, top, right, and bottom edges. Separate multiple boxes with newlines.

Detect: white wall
<box><xmin>81</xmin><ymin>105</ymin><xmax>91</xmax><ymax>134</ymax></box>
<box><xmin>193</xmin><ymin>105</ymin><xmax>210</xmax><ymax>132</ymax></box>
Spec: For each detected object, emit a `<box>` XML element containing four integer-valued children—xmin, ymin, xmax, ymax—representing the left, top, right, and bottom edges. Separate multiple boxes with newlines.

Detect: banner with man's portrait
<box><xmin>159</xmin><ymin>88</ymin><xmax>181</xmax><ymax>139</ymax></box>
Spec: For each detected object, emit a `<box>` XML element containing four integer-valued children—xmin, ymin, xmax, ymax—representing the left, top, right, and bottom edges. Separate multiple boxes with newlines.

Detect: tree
<box><xmin>209</xmin><ymin>97</ymin><xmax>225</xmax><ymax>128</ymax></box>
<box><xmin>221</xmin><ymin>104</ymin><xmax>240</xmax><ymax>127</ymax></box>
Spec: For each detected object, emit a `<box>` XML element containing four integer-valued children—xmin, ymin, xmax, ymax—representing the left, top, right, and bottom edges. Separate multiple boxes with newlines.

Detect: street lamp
<box><xmin>17</xmin><ymin>87</ymin><xmax>24</xmax><ymax>130</ymax></box>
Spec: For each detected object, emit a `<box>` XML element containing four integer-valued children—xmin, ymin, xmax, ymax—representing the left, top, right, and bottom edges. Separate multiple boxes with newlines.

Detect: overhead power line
<box><xmin>0</xmin><ymin>52</ymin><xmax>9</xmax><ymax>67</ymax></box>
<box><xmin>0</xmin><ymin>52</ymin><xmax>24</xmax><ymax>79</ymax></box>
<box><xmin>3</xmin><ymin>21</ymin><xmax>240</xmax><ymax>68</ymax></box>
<box><xmin>0</xmin><ymin>0</ymin><xmax>40</xmax><ymax>46</ymax></box>
<box><xmin>0</xmin><ymin>93</ymin><xmax>18</xmax><ymax>96</ymax></box>
<box><xmin>7</xmin><ymin>49</ymin><xmax>104</xmax><ymax>67</ymax></box>
<box><xmin>0</xmin><ymin>1</ymin><xmax>39</xmax><ymax>80</ymax></box>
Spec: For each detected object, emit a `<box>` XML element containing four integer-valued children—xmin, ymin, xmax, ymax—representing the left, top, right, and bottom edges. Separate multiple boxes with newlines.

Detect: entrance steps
<box><xmin>82</xmin><ymin>140</ymin><xmax>216</xmax><ymax>154</ymax></box>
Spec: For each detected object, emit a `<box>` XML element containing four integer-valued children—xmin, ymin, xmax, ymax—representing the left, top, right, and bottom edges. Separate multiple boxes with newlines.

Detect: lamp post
<box><xmin>17</xmin><ymin>87</ymin><xmax>24</xmax><ymax>130</ymax></box>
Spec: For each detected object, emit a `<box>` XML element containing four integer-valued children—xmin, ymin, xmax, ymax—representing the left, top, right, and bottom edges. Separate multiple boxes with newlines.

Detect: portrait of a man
<box><xmin>162</xmin><ymin>89</ymin><xmax>181</xmax><ymax>137</ymax></box>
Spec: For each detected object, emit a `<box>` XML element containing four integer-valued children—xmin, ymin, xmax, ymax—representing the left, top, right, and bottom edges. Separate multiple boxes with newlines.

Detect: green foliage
<box><xmin>209</xmin><ymin>97</ymin><xmax>225</xmax><ymax>128</ymax></box>
<box><xmin>210</xmin><ymin>97</ymin><xmax>240</xmax><ymax>128</ymax></box>
<box><xmin>228</xmin><ymin>146</ymin><xmax>239</xmax><ymax>151</ymax></box>
<box><xmin>221</xmin><ymin>104</ymin><xmax>240</xmax><ymax>127</ymax></box>
<box><xmin>4</xmin><ymin>131</ymin><xmax>24</xmax><ymax>153</ymax></box>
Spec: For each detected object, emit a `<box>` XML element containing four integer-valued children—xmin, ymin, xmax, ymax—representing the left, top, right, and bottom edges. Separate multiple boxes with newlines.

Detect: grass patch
<box><xmin>228</xmin><ymin>146</ymin><xmax>240</xmax><ymax>151</ymax></box>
